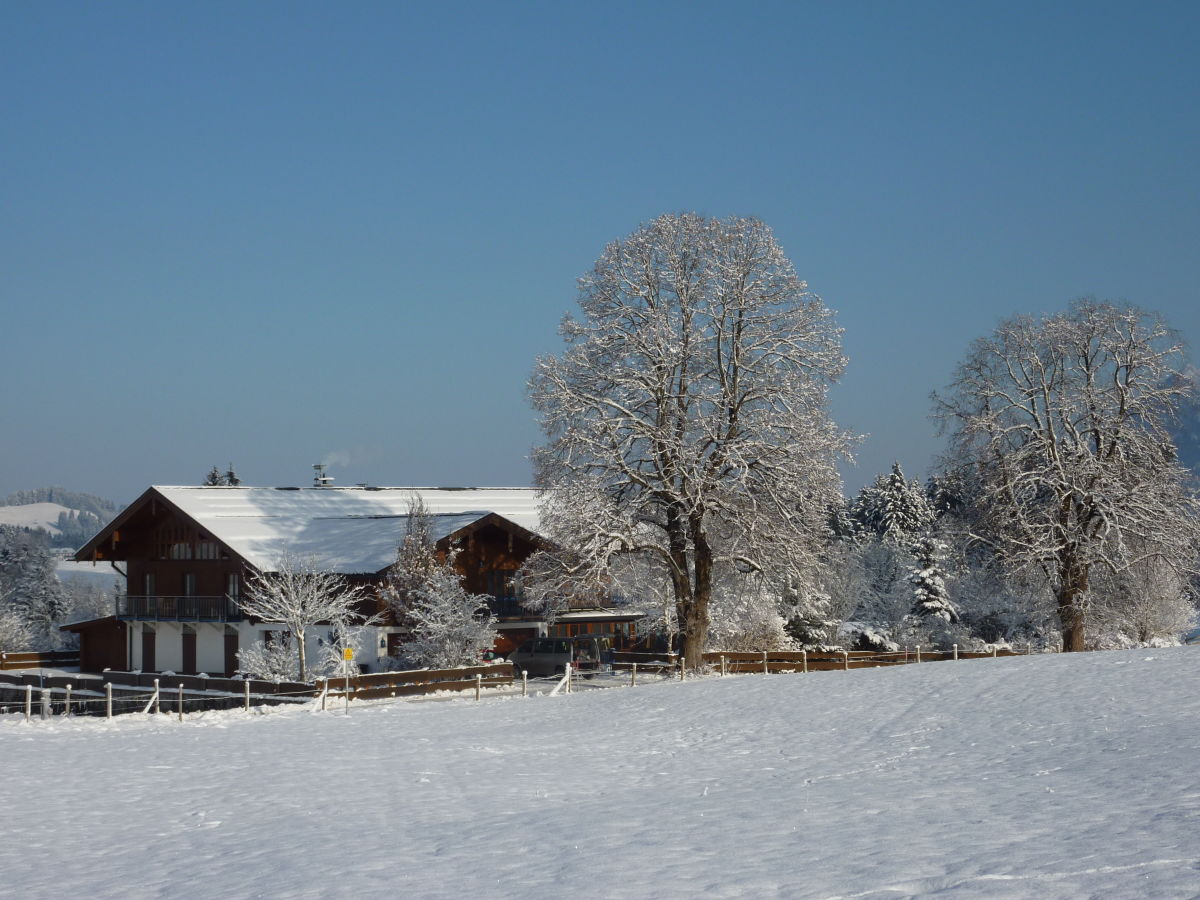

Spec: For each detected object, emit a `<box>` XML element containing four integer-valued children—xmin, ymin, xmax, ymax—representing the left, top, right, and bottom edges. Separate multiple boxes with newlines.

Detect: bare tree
<box><xmin>530</xmin><ymin>213</ymin><xmax>852</xmax><ymax>669</ymax></box>
<box><xmin>1088</xmin><ymin>551</ymin><xmax>1197</xmax><ymax>646</ymax></box>
<box><xmin>238</xmin><ymin>552</ymin><xmax>368</xmax><ymax>681</ymax></box>
<box><xmin>935</xmin><ymin>300</ymin><xmax>1200</xmax><ymax>651</ymax></box>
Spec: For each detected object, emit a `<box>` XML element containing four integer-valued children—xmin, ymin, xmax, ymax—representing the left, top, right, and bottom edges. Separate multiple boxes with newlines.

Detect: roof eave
<box><xmin>73</xmin><ymin>486</ymin><xmax>163</xmax><ymax>562</ymax></box>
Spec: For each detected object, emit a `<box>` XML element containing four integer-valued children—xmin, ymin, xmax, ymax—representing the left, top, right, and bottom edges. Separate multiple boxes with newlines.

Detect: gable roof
<box><xmin>78</xmin><ymin>486</ymin><xmax>542</xmax><ymax>575</ymax></box>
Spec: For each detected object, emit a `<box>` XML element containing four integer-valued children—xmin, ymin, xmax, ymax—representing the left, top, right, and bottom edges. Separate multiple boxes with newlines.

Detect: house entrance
<box><xmin>141</xmin><ymin>626</ymin><xmax>156</xmax><ymax>671</ymax></box>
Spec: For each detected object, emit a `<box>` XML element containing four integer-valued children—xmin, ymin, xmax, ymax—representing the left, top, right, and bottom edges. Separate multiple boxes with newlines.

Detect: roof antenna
<box><xmin>313</xmin><ymin>463</ymin><xmax>335</xmax><ymax>487</ymax></box>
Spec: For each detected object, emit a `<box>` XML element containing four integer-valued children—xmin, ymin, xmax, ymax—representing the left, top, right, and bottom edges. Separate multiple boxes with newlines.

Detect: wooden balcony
<box><xmin>488</xmin><ymin>595</ymin><xmax>538</xmax><ymax>621</ymax></box>
<box><xmin>116</xmin><ymin>595</ymin><xmax>244</xmax><ymax>622</ymax></box>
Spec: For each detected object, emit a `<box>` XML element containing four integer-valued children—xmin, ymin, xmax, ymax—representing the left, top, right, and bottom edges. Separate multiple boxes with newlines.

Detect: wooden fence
<box><xmin>0</xmin><ymin>650</ymin><xmax>80</xmax><ymax>670</ymax></box>
<box><xmin>0</xmin><ymin>661</ymin><xmax>515</xmax><ymax>719</ymax></box>
<box><xmin>613</xmin><ymin>646</ymin><xmax>1026</xmax><ymax>676</ymax></box>
<box><xmin>315</xmin><ymin>662</ymin><xmax>513</xmax><ymax>702</ymax></box>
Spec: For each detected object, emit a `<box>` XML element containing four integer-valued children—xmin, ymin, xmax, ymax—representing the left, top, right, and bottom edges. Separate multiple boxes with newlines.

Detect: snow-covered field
<box><xmin>0</xmin><ymin>501</ymin><xmax>72</xmax><ymax>535</ymax></box>
<box><xmin>3</xmin><ymin>648</ymin><xmax>1198</xmax><ymax>899</ymax></box>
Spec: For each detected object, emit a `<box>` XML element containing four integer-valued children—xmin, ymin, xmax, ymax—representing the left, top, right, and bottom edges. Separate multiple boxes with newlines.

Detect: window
<box><xmin>182</xmin><ymin>573</ymin><xmax>196</xmax><ymax>597</ymax></box>
<box><xmin>485</xmin><ymin>567</ymin><xmax>526</xmax><ymax>598</ymax></box>
<box><xmin>143</xmin><ymin>573</ymin><xmax>156</xmax><ymax>596</ymax></box>
<box><xmin>226</xmin><ymin>573</ymin><xmax>239</xmax><ymax>598</ymax></box>
<box><xmin>156</xmin><ymin>523</ymin><xmax>195</xmax><ymax>560</ymax></box>
<box><xmin>197</xmin><ymin>541</ymin><xmax>220</xmax><ymax>560</ymax></box>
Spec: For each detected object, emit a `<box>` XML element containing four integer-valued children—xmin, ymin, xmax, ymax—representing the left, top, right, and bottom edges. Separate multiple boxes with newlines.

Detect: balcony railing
<box><xmin>488</xmin><ymin>595</ymin><xmax>537</xmax><ymax>620</ymax></box>
<box><xmin>116</xmin><ymin>595</ymin><xmax>244</xmax><ymax>622</ymax></box>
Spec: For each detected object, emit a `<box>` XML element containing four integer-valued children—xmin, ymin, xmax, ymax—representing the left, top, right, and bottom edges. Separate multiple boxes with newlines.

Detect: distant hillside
<box><xmin>0</xmin><ymin>502</ymin><xmax>77</xmax><ymax>536</ymax></box>
<box><xmin>1172</xmin><ymin>393</ymin><xmax>1200</xmax><ymax>479</ymax></box>
<box><xmin>0</xmin><ymin>488</ymin><xmax>121</xmax><ymax>549</ymax></box>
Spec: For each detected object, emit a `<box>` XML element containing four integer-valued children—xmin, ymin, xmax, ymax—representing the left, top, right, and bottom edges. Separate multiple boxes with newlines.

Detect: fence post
<box><xmin>243</xmin><ymin>679</ymin><xmax>251</xmax><ymax>713</ymax></box>
<box><xmin>720</xmin><ymin>654</ymin><xmax>727</xmax><ymax>677</ymax></box>
<box><xmin>41</xmin><ymin>688</ymin><xmax>50</xmax><ymax>719</ymax></box>
<box><xmin>521</xmin><ymin>670</ymin><xmax>528</xmax><ymax>697</ymax></box>
<box><xmin>177</xmin><ymin>684</ymin><xmax>184</xmax><ymax>722</ymax></box>
<box><xmin>953</xmin><ymin>643</ymin><xmax>958</xmax><ymax>661</ymax></box>
<box><xmin>842</xmin><ymin>650</ymin><xmax>849</xmax><ymax>671</ymax></box>
<box><xmin>475</xmin><ymin>673</ymin><xmax>482</xmax><ymax>702</ymax></box>
<box><xmin>802</xmin><ymin>649</ymin><xmax>808</xmax><ymax>674</ymax></box>
<box><xmin>25</xmin><ymin>684</ymin><xmax>32</xmax><ymax>721</ymax></box>
<box><xmin>565</xmin><ymin>663</ymin><xmax>572</xmax><ymax>694</ymax></box>
<box><xmin>153</xmin><ymin>679</ymin><xmax>160</xmax><ymax>715</ymax></box>
<box><xmin>916</xmin><ymin>645</ymin><xmax>922</xmax><ymax>663</ymax></box>
<box><xmin>64</xmin><ymin>684</ymin><xmax>72</xmax><ymax>717</ymax></box>
<box><xmin>631</xmin><ymin>662</ymin><xmax>637</xmax><ymax>688</ymax></box>
<box><xmin>992</xmin><ymin>645</ymin><xmax>998</xmax><ymax>658</ymax></box>
<box><xmin>106</xmin><ymin>683</ymin><xmax>113</xmax><ymax>719</ymax></box>
<box><xmin>762</xmin><ymin>650</ymin><xmax>768</xmax><ymax>675</ymax></box>
<box><xmin>1027</xmin><ymin>642</ymin><xmax>1032</xmax><ymax>655</ymax></box>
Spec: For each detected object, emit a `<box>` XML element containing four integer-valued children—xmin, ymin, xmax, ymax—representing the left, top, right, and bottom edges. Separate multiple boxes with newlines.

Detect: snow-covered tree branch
<box><xmin>934</xmin><ymin>299</ymin><xmax>1200</xmax><ymax>650</ymax></box>
<box><xmin>238</xmin><ymin>552</ymin><xmax>369</xmax><ymax>681</ymax></box>
<box><xmin>529</xmin><ymin>213</ymin><xmax>853</xmax><ymax>668</ymax></box>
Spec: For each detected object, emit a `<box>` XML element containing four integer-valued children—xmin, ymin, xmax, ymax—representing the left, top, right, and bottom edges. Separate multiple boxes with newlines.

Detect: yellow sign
<box><xmin>343</xmin><ymin>648</ymin><xmax>354</xmax><ymax>661</ymax></box>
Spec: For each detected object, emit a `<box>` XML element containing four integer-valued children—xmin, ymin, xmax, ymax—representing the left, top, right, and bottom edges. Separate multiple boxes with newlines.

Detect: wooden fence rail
<box><xmin>1</xmin><ymin>660</ymin><xmax>516</xmax><ymax>718</ymax></box>
<box><xmin>315</xmin><ymin>662</ymin><xmax>513</xmax><ymax>702</ymax></box>
<box><xmin>610</xmin><ymin>646</ymin><xmax>1026</xmax><ymax>676</ymax></box>
<box><xmin>703</xmin><ymin>647</ymin><xmax>1024</xmax><ymax>673</ymax></box>
<box><xmin>0</xmin><ymin>650</ymin><xmax>80</xmax><ymax>670</ymax></box>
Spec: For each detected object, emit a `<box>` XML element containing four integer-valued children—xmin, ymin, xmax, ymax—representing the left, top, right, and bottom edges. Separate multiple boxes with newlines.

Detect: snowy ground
<box><xmin>2</xmin><ymin>648</ymin><xmax>1198</xmax><ymax>899</ymax></box>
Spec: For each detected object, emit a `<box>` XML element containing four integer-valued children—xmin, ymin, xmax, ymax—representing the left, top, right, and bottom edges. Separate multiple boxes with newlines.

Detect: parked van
<box><xmin>509</xmin><ymin>636</ymin><xmax>609</xmax><ymax>677</ymax></box>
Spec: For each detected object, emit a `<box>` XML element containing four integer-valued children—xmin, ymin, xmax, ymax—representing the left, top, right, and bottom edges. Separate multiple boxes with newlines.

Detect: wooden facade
<box><xmin>72</xmin><ymin>486</ymin><xmax>642</xmax><ymax>676</ymax></box>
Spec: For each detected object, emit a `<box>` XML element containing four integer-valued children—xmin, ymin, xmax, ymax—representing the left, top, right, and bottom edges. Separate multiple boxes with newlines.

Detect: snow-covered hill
<box><xmin>0</xmin><ymin>488</ymin><xmax>120</xmax><ymax>550</ymax></box>
<box><xmin>0</xmin><ymin>501</ymin><xmax>74</xmax><ymax>535</ymax></box>
<box><xmin>3</xmin><ymin>648</ymin><xmax>1198</xmax><ymax>898</ymax></box>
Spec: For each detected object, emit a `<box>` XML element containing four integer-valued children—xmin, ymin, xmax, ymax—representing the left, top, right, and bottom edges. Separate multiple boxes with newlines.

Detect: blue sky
<box><xmin>2</xmin><ymin>1</ymin><xmax>1197</xmax><ymax>504</ymax></box>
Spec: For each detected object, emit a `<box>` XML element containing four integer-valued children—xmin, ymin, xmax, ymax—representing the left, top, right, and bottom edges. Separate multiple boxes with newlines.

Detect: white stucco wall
<box><xmin>195</xmin><ymin>625</ymin><xmax>226</xmax><ymax>675</ymax></box>
<box><xmin>151</xmin><ymin>622</ymin><xmax>183</xmax><ymax>673</ymax></box>
<box><xmin>128</xmin><ymin>622</ymin><xmax>388</xmax><ymax>678</ymax></box>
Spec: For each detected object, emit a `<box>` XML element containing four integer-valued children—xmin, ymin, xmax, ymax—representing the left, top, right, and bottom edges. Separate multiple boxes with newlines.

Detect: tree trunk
<box><xmin>1057</xmin><ymin>559</ymin><xmax>1088</xmax><ymax>652</ymax></box>
<box><xmin>665</xmin><ymin>501</ymin><xmax>693</xmax><ymax>663</ymax></box>
<box><xmin>682</xmin><ymin>517</ymin><xmax>712</xmax><ymax>671</ymax></box>
<box><xmin>296</xmin><ymin>629</ymin><xmax>307</xmax><ymax>681</ymax></box>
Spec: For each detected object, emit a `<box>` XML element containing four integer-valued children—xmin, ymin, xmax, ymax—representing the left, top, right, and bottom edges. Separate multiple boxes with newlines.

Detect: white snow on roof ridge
<box><xmin>150</xmin><ymin>485</ymin><xmax>542</xmax><ymax>574</ymax></box>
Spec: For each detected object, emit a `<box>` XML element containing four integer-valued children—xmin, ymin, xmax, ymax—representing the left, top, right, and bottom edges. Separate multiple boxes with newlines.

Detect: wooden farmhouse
<box><xmin>68</xmin><ymin>485</ymin><xmax>642</xmax><ymax>677</ymax></box>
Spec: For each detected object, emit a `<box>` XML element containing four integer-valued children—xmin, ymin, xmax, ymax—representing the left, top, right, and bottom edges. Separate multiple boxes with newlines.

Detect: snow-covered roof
<box><xmin>152</xmin><ymin>486</ymin><xmax>542</xmax><ymax>575</ymax></box>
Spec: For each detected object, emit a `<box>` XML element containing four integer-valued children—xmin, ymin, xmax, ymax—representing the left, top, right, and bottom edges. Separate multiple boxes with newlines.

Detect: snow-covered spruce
<box><xmin>909</xmin><ymin>535</ymin><xmax>957</xmax><ymax>624</ymax></box>
<box><xmin>383</xmin><ymin>496</ymin><xmax>496</xmax><ymax>669</ymax></box>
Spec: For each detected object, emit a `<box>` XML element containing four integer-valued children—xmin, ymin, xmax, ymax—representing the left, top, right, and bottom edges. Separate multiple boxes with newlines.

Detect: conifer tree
<box><xmin>909</xmin><ymin>535</ymin><xmax>957</xmax><ymax>623</ymax></box>
<box><xmin>385</xmin><ymin>497</ymin><xmax>496</xmax><ymax>668</ymax></box>
<box><xmin>852</xmin><ymin>463</ymin><xmax>934</xmax><ymax>547</ymax></box>
<box><xmin>0</xmin><ymin>526</ymin><xmax>67</xmax><ymax>648</ymax></box>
